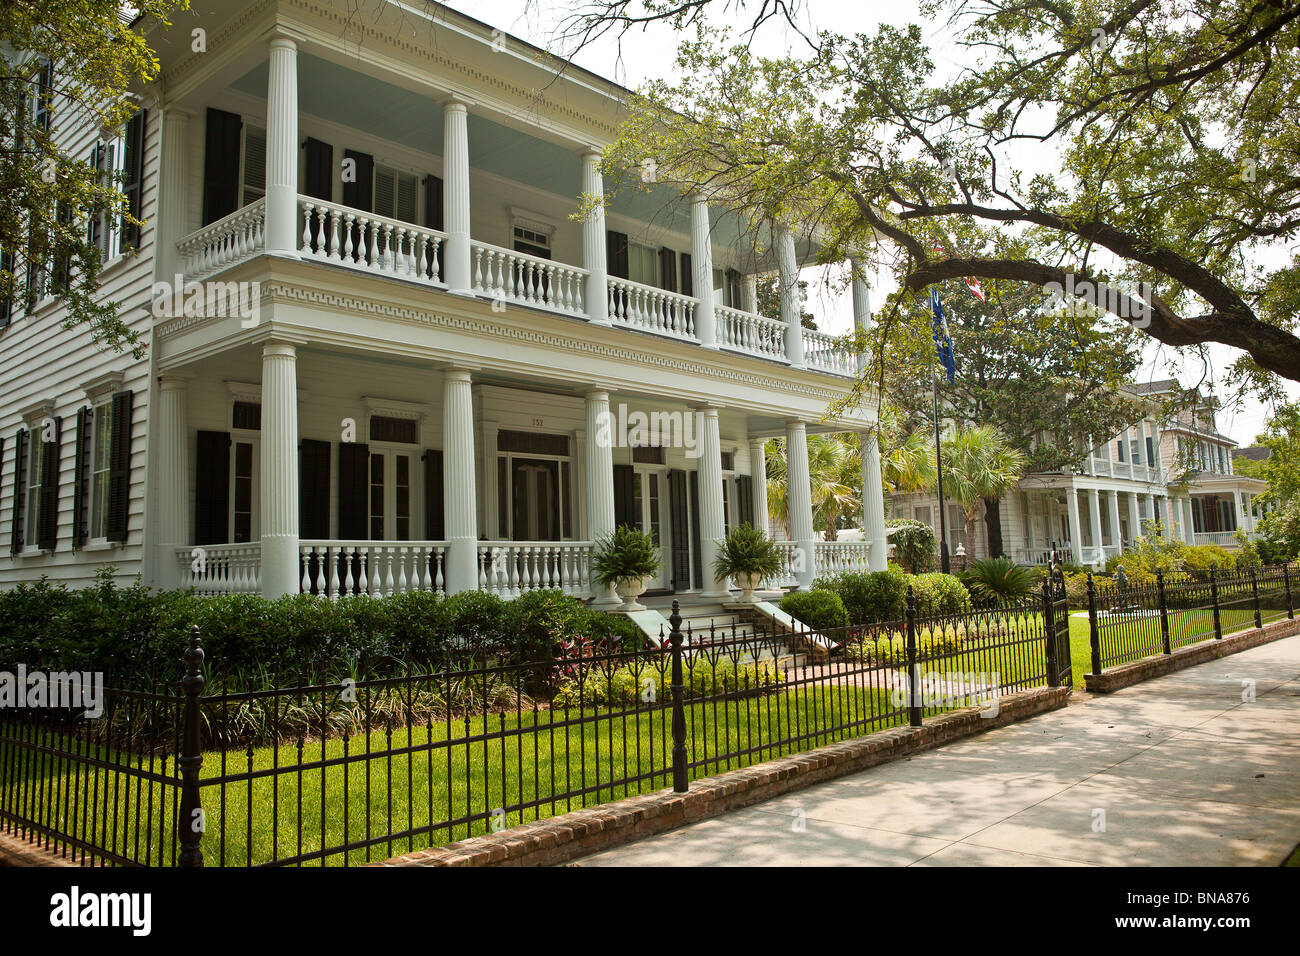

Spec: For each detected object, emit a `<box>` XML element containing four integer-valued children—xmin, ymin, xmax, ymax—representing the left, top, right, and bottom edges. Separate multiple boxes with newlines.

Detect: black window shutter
<box><xmin>105</xmin><ymin>390</ymin><xmax>133</xmax><ymax>543</ymax></box>
<box><xmin>658</xmin><ymin>247</ymin><xmax>677</xmax><ymax>292</ymax></box>
<box><xmin>342</xmin><ymin>149</ymin><xmax>373</xmax><ymax>211</ymax></box>
<box><xmin>680</xmin><ymin>252</ymin><xmax>693</xmax><ymax>297</ymax></box>
<box><xmin>72</xmin><ymin>406</ymin><xmax>92</xmax><ymax>548</ymax></box>
<box><xmin>121</xmin><ymin>109</ymin><xmax>147</xmax><ymax>251</ymax></box>
<box><xmin>423</xmin><ymin>175</ymin><xmax>444</xmax><ymax>231</ymax></box>
<box><xmin>668</xmin><ymin>469</ymin><xmax>691</xmax><ymax>591</ymax></box>
<box><xmin>606</xmin><ymin>230</ymin><xmax>629</xmax><ymax>280</ymax></box>
<box><xmin>337</xmin><ymin>442</ymin><xmax>369</xmax><ymax>539</ymax></box>
<box><xmin>303</xmin><ymin>137</ymin><xmax>334</xmax><ymax>201</ymax></box>
<box><xmin>52</xmin><ymin>201</ymin><xmax>72</xmax><ymax>292</ymax></box>
<box><xmin>0</xmin><ymin>249</ymin><xmax>13</xmax><ymax>327</ymax></box>
<box><xmin>299</xmin><ymin>438</ymin><xmax>331</xmax><ymax>539</ymax></box>
<box><xmin>194</xmin><ymin>430</ymin><xmax>230</xmax><ymax>546</ymax></box>
<box><xmin>35</xmin><ymin>62</ymin><xmax>53</xmax><ymax>132</ymax></box>
<box><xmin>736</xmin><ymin>474</ymin><xmax>755</xmax><ymax>529</ymax></box>
<box><xmin>10</xmin><ymin>430</ymin><xmax>26</xmax><ymax>554</ymax></box>
<box><xmin>37</xmin><ymin>416</ymin><xmax>60</xmax><ymax>551</ymax></box>
<box><xmin>202</xmin><ymin>108</ymin><xmax>243</xmax><ymax>226</ymax></box>
<box><xmin>613</xmin><ymin>464</ymin><xmax>635</xmax><ymax>529</ymax></box>
<box><xmin>424</xmin><ymin>449</ymin><xmax>444</xmax><ymax>540</ymax></box>
<box><xmin>689</xmin><ymin>470</ymin><xmax>702</xmax><ymax>588</ymax></box>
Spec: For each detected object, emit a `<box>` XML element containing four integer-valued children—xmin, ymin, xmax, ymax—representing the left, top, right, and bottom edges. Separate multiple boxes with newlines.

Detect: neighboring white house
<box><xmin>0</xmin><ymin>0</ymin><xmax>888</xmax><ymax>604</ymax></box>
<box><xmin>888</xmin><ymin>379</ymin><xmax>1269</xmax><ymax>569</ymax></box>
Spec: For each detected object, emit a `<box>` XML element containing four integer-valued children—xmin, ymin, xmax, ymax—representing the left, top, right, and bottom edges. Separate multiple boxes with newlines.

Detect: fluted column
<box><xmin>264</xmin><ymin>36</ymin><xmax>299</xmax><ymax>256</ymax></box>
<box><xmin>155</xmin><ymin>374</ymin><xmax>191</xmax><ymax>589</ymax></box>
<box><xmin>1126</xmin><ymin>491</ymin><xmax>1141</xmax><ymax>544</ymax></box>
<box><xmin>777</xmin><ymin>223</ymin><xmax>804</xmax><ymax>366</ymax></box>
<box><xmin>749</xmin><ymin>437</ymin><xmax>769</xmax><ymax>532</ymax></box>
<box><xmin>585</xmin><ymin>389</ymin><xmax>618</xmax><ymax>606</ymax></box>
<box><xmin>699</xmin><ymin>407</ymin><xmax>728</xmax><ymax>596</ymax></box>
<box><xmin>581</xmin><ymin>151</ymin><xmax>610</xmax><ymax>325</ymax></box>
<box><xmin>260</xmin><ymin>342</ymin><xmax>299</xmax><ymax>597</ymax></box>
<box><xmin>786</xmin><ymin>420</ymin><xmax>816</xmax><ymax>589</ymax></box>
<box><xmin>1065</xmin><ymin>489</ymin><xmax>1083</xmax><ymax>564</ymax></box>
<box><xmin>741</xmin><ymin>275</ymin><xmax>758</xmax><ymax>314</ymax></box>
<box><xmin>690</xmin><ymin>195</ymin><xmax>717</xmax><ymax>347</ymax></box>
<box><xmin>158</xmin><ymin>108</ymin><xmax>192</xmax><ymax>280</ymax></box>
<box><xmin>861</xmin><ymin>429</ymin><xmax>887</xmax><ymax>571</ymax></box>
<box><xmin>443</xmin><ymin>96</ymin><xmax>473</xmax><ymax>293</ymax></box>
<box><xmin>442</xmin><ymin>368</ymin><xmax>478</xmax><ymax>593</ymax></box>
<box><xmin>1183</xmin><ymin>496</ymin><xmax>1196</xmax><ymax>543</ymax></box>
<box><xmin>851</xmin><ymin>256</ymin><xmax>871</xmax><ymax>375</ymax></box>
<box><xmin>1088</xmin><ymin>488</ymin><xmax>1104</xmax><ymax>567</ymax></box>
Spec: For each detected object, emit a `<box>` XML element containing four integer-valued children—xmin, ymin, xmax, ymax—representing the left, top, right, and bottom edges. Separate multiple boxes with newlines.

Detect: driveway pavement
<box><xmin>575</xmin><ymin>635</ymin><xmax>1300</xmax><ymax>866</ymax></box>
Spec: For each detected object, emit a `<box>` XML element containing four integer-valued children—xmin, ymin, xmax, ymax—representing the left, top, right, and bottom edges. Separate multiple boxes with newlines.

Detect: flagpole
<box><xmin>933</xmin><ymin>374</ymin><xmax>951</xmax><ymax>574</ymax></box>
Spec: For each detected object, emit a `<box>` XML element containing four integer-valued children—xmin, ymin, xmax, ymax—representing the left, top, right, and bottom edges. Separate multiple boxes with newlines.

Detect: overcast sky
<box><xmin>460</xmin><ymin>0</ymin><xmax>1297</xmax><ymax>446</ymax></box>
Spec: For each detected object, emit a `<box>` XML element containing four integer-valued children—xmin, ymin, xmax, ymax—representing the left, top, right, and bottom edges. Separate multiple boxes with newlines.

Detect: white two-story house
<box><xmin>0</xmin><ymin>0</ymin><xmax>887</xmax><ymax>606</ymax></box>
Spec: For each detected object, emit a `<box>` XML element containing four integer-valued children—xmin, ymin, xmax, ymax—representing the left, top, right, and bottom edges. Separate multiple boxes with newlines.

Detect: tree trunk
<box><xmin>964</xmin><ymin>509</ymin><xmax>977</xmax><ymax>565</ymax></box>
<box><xmin>983</xmin><ymin>496</ymin><xmax>1004</xmax><ymax>558</ymax></box>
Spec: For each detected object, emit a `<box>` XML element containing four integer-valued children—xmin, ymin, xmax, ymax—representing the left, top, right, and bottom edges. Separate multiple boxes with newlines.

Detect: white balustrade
<box><xmin>298</xmin><ymin>541</ymin><xmax>448</xmax><ymax>599</ymax></box>
<box><xmin>176</xmin><ymin>544</ymin><xmax>262</xmax><ymax>596</ymax></box>
<box><xmin>476</xmin><ymin>541</ymin><xmax>594</xmax><ymax>598</ymax></box>
<box><xmin>716</xmin><ymin>305</ymin><xmax>786</xmax><ymax>361</ymax></box>
<box><xmin>607</xmin><ymin>277</ymin><xmax>697</xmax><ymax>341</ymax></box>
<box><xmin>814</xmin><ymin>540</ymin><xmax>873</xmax><ymax>576</ymax></box>
<box><xmin>176</xmin><ymin>199</ymin><xmax>266</xmax><ymax>281</ymax></box>
<box><xmin>471</xmin><ymin>241</ymin><xmax>587</xmax><ymax>316</ymax></box>
<box><xmin>298</xmin><ymin>198</ymin><xmax>445</xmax><ymax>285</ymax></box>
<box><xmin>801</xmin><ymin>328</ymin><xmax>857</xmax><ymax>376</ymax></box>
<box><xmin>761</xmin><ymin>541</ymin><xmax>805</xmax><ymax>590</ymax></box>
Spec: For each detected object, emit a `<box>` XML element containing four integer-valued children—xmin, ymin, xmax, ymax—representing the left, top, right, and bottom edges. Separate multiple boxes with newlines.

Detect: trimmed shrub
<box><xmin>907</xmin><ymin>573</ymin><xmax>972</xmax><ymax>616</ymax></box>
<box><xmin>812</xmin><ymin>568</ymin><xmax>908</xmax><ymax>625</ymax></box>
<box><xmin>889</xmin><ymin>520</ymin><xmax>937</xmax><ymax>573</ymax></box>
<box><xmin>779</xmin><ymin>590</ymin><xmax>850</xmax><ymax>632</ymax></box>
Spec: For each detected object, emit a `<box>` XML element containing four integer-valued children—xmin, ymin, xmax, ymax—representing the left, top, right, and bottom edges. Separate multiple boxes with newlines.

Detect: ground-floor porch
<box><xmin>1188</xmin><ymin>474</ymin><xmax>1270</xmax><ymax>548</ymax></box>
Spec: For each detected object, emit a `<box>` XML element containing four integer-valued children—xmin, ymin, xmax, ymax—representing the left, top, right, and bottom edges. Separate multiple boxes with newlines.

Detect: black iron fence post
<box><xmin>1250</xmin><ymin>568</ymin><xmax>1263</xmax><ymax>629</ymax></box>
<box><xmin>905</xmin><ymin>585</ymin><xmax>922</xmax><ymax>727</ymax></box>
<box><xmin>1285</xmin><ymin>565</ymin><xmax>1295</xmax><ymax>621</ymax></box>
<box><xmin>178</xmin><ymin>625</ymin><xmax>206</xmax><ymax>868</ymax></box>
<box><xmin>1210</xmin><ymin>567</ymin><xmax>1223</xmax><ymax>640</ymax></box>
<box><xmin>1086</xmin><ymin>572</ymin><xmax>1101</xmax><ymax>676</ymax></box>
<box><xmin>1156</xmin><ymin>570</ymin><xmax>1172</xmax><ymax>656</ymax></box>
<box><xmin>1042</xmin><ymin>574</ymin><xmax>1060</xmax><ymax>687</ymax></box>
<box><xmin>669</xmin><ymin>601</ymin><xmax>688</xmax><ymax>793</ymax></box>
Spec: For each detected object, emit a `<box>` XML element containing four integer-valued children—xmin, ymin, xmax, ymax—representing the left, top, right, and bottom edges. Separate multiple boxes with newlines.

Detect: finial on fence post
<box><xmin>178</xmin><ymin>625</ymin><xmax>206</xmax><ymax>868</ymax></box>
<box><xmin>668</xmin><ymin>600</ymin><xmax>688</xmax><ymax>794</ymax></box>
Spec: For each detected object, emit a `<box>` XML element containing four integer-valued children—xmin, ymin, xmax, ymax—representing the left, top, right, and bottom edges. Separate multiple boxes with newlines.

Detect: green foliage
<box><xmin>812</xmin><ymin>568</ymin><xmax>908</xmax><ymax>624</ymax></box>
<box><xmin>939</xmin><ymin>426</ymin><xmax>1026</xmax><ymax>546</ymax></box>
<box><xmin>960</xmin><ymin>557</ymin><xmax>1037</xmax><ymax>603</ymax></box>
<box><xmin>889</xmin><ymin>519</ymin><xmax>936</xmax><ymax>573</ymax></box>
<box><xmin>1253</xmin><ymin>404</ymin><xmax>1300</xmax><ymax>505</ymax></box>
<box><xmin>1257</xmin><ymin>500</ymin><xmax>1300</xmax><ymax>563</ymax></box>
<box><xmin>764</xmin><ymin>434</ymin><xmax>862</xmax><ymax>539</ymax></box>
<box><xmin>779</xmin><ymin>590</ymin><xmax>850</xmax><ymax>632</ymax></box>
<box><xmin>1179</xmin><ymin>544</ymin><xmax>1238</xmax><ymax>571</ymax></box>
<box><xmin>713</xmin><ymin>523</ymin><xmax>784</xmax><ymax>580</ymax></box>
<box><xmin>590</xmin><ymin>525</ymin><xmax>661</xmax><ymax>588</ymax></box>
<box><xmin>907</xmin><ymin>573</ymin><xmax>972</xmax><ymax>615</ymax></box>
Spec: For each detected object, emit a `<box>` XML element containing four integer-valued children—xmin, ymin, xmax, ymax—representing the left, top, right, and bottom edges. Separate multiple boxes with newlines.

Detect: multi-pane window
<box><xmin>90</xmin><ymin>401</ymin><xmax>114</xmax><ymax>539</ymax></box>
<box><xmin>25</xmin><ymin>432</ymin><xmax>44</xmax><ymax>548</ymax></box>
<box><xmin>395</xmin><ymin>455</ymin><xmax>410</xmax><ymax>541</ymax></box>
<box><xmin>370</xmin><ymin>454</ymin><xmax>385</xmax><ymax>540</ymax></box>
<box><xmin>233</xmin><ymin>442</ymin><xmax>253</xmax><ymax>543</ymax></box>
<box><xmin>628</xmin><ymin>242</ymin><xmax>659</xmax><ymax>286</ymax></box>
<box><xmin>87</xmin><ymin>139</ymin><xmax>122</xmax><ymax>262</ymax></box>
<box><xmin>512</xmin><ymin>225</ymin><xmax>550</xmax><ymax>259</ymax></box>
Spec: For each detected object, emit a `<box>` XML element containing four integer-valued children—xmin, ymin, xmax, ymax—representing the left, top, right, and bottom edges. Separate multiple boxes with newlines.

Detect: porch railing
<box><xmin>717</xmin><ymin>305</ymin><xmax>786</xmax><ymax>361</ymax></box>
<box><xmin>802</xmin><ymin>328</ymin><xmax>856</xmax><ymax>376</ymax></box>
<box><xmin>477</xmin><ymin>541</ymin><xmax>594</xmax><ymax>598</ymax></box>
<box><xmin>299</xmin><ymin>197</ymin><xmax>446</xmax><ymax>285</ymax></box>
<box><xmin>607</xmin><ymin>277</ymin><xmax>697</xmax><ymax>341</ymax></box>
<box><xmin>1194</xmin><ymin>530</ymin><xmax>1243</xmax><ymax>547</ymax></box>
<box><xmin>814</xmin><ymin>540</ymin><xmax>873</xmax><ymax>576</ymax></box>
<box><xmin>175</xmin><ymin>198</ymin><xmax>266</xmax><ymax>282</ymax></box>
<box><xmin>472</xmin><ymin>241</ymin><xmax>588</xmax><ymax>317</ymax></box>
<box><xmin>298</xmin><ymin>541</ymin><xmax>449</xmax><ymax>598</ymax></box>
<box><xmin>176</xmin><ymin>543</ymin><xmax>262</xmax><ymax>595</ymax></box>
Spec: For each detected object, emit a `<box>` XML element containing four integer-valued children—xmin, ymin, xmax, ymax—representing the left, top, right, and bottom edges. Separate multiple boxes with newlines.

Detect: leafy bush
<box><xmin>1179</xmin><ymin>544</ymin><xmax>1236</xmax><ymax>571</ymax></box>
<box><xmin>590</xmin><ymin>525</ymin><xmax>661</xmax><ymax>588</ymax></box>
<box><xmin>713</xmin><ymin>524</ymin><xmax>784</xmax><ymax>580</ymax></box>
<box><xmin>779</xmin><ymin>590</ymin><xmax>850</xmax><ymax>631</ymax></box>
<box><xmin>907</xmin><ymin>573</ymin><xmax>972</xmax><ymax>615</ymax></box>
<box><xmin>503</xmin><ymin>589</ymin><xmax>637</xmax><ymax>663</ymax></box>
<box><xmin>889</xmin><ymin>520</ymin><xmax>937</xmax><ymax>573</ymax></box>
<box><xmin>959</xmin><ymin>557</ymin><xmax>1037</xmax><ymax>604</ymax></box>
<box><xmin>812</xmin><ymin>568</ymin><xmax>907</xmax><ymax>624</ymax></box>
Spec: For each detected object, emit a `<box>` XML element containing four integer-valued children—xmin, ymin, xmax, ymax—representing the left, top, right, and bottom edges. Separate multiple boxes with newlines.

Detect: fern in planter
<box><xmin>713</xmin><ymin>524</ymin><xmax>784</xmax><ymax>581</ymax></box>
<box><xmin>590</xmin><ymin>525</ymin><xmax>662</xmax><ymax>588</ymax></box>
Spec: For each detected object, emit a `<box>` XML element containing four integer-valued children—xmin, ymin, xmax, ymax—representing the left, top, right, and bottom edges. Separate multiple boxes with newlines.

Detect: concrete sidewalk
<box><xmin>576</xmin><ymin>635</ymin><xmax>1300</xmax><ymax>867</ymax></box>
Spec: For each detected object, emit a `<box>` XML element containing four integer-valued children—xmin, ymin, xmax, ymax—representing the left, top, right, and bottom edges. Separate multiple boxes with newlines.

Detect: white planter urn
<box><xmin>732</xmin><ymin>572</ymin><xmax>764</xmax><ymax>603</ymax></box>
<box><xmin>614</xmin><ymin>575</ymin><xmax>653</xmax><ymax>611</ymax></box>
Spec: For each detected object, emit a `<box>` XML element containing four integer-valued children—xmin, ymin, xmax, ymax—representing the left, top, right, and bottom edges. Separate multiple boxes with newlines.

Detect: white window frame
<box><xmin>88</xmin><ymin>398</ymin><xmax>114</xmax><ymax>542</ymax></box>
<box><xmin>87</xmin><ymin>134</ymin><xmax>126</xmax><ymax>265</ymax></box>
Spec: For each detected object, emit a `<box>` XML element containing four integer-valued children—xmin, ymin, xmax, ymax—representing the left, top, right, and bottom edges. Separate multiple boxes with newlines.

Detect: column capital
<box><xmin>585</xmin><ymin>387</ymin><xmax>612</xmax><ymax>403</ymax></box>
<box><xmin>444</xmin><ymin>367</ymin><xmax>475</xmax><ymax>385</ymax></box>
<box><xmin>265</xmin><ymin>24</ymin><xmax>309</xmax><ymax>50</ymax></box>
<box><xmin>444</xmin><ymin>94</ymin><xmax>470</xmax><ymax>112</ymax></box>
<box><xmin>158</xmin><ymin>371</ymin><xmax>195</xmax><ymax>390</ymax></box>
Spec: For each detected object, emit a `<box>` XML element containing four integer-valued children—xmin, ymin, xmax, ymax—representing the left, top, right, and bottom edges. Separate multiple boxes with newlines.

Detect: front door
<box><xmin>368</xmin><ymin>449</ymin><xmax>414</xmax><ymax>540</ymax></box>
<box><xmin>633</xmin><ymin>468</ymin><xmax>671</xmax><ymax>590</ymax></box>
<box><xmin>511</xmin><ymin>458</ymin><xmax>560</xmax><ymax>541</ymax></box>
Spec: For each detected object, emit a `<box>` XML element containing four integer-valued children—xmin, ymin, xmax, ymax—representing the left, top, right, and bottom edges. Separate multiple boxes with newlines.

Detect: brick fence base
<box><xmin>1084</xmin><ymin>615</ymin><xmax>1300</xmax><ymax>694</ymax></box>
<box><xmin>371</xmin><ymin>684</ymin><xmax>1071</xmax><ymax>868</ymax></box>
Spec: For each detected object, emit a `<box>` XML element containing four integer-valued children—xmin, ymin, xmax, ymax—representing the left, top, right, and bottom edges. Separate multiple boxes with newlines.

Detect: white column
<box><xmin>443</xmin><ymin>96</ymin><xmax>473</xmax><ymax>294</ymax></box>
<box><xmin>260</xmin><ymin>341</ymin><xmax>300</xmax><ymax>598</ymax></box>
<box><xmin>1232</xmin><ymin>488</ymin><xmax>1243</xmax><ymax>532</ymax></box>
<box><xmin>155</xmin><ymin>374</ymin><xmax>191</xmax><ymax>589</ymax></box>
<box><xmin>741</xmin><ymin>275</ymin><xmax>758</xmax><ymax>314</ymax></box>
<box><xmin>1088</xmin><ymin>488</ymin><xmax>1104</xmax><ymax>566</ymax></box>
<box><xmin>777</xmin><ymin>223</ymin><xmax>804</xmax><ymax>366</ymax></box>
<box><xmin>580</xmin><ymin>151</ymin><xmax>610</xmax><ymax>325</ymax></box>
<box><xmin>1126</xmin><ymin>491</ymin><xmax>1141</xmax><ymax>544</ymax></box>
<box><xmin>785</xmin><ymin>420</ymin><xmax>816</xmax><ymax>589</ymax></box>
<box><xmin>585</xmin><ymin>390</ymin><xmax>618</xmax><ymax>606</ymax></box>
<box><xmin>850</xmin><ymin>256</ymin><xmax>871</xmax><ymax>375</ymax></box>
<box><xmin>1150</xmin><ymin>420</ymin><xmax>1163</xmax><ymax>479</ymax></box>
<box><xmin>158</xmin><ymin>108</ymin><xmax>191</xmax><ymax>280</ymax></box>
<box><xmin>698</xmin><ymin>407</ymin><xmax>729</xmax><ymax>596</ymax></box>
<box><xmin>862</xmin><ymin>429</ymin><xmax>887</xmax><ymax>571</ymax></box>
<box><xmin>1107</xmin><ymin>489</ymin><xmax>1122</xmax><ymax>551</ymax></box>
<box><xmin>690</xmin><ymin>195</ymin><xmax>717</xmax><ymax>347</ymax></box>
<box><xmin>1065</xmin><ymin>489</ymin><xmax>1083</xmax><ymax>564</ymax></box>
<box><xmin>264</xmin><ymin>36</ymin><xmax>299</xmax><ymax>256</ymax></box>
<box><xmin>442</xmin><ymin>369</ymin><xmax>478</xmax><ymax>593</ymax></box>
<box><xmin>1182</xmin><ymin>497</ymin><xmax>1195</xmax><ymax>543</ymax></box>
<box><xmin>749</xmin><ymin>437</ymin><xmax>769</xmax><ymax>533</ymax></box>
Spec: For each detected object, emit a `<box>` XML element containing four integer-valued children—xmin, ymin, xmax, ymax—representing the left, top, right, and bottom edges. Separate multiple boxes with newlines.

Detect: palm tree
<box><xmin>765</xmin><ymin>435</ymin><xmax>862</xmax><ymax>540</ymax></box>
<box><xmin>940</xmin><ymin>425</ymin><xmax>1026</xmax><ymax>555</ymax></box>
<box><xmin>873</xmin><ymin>405</ymin><xmax>937</xmax><ymax>495</ymax></box>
